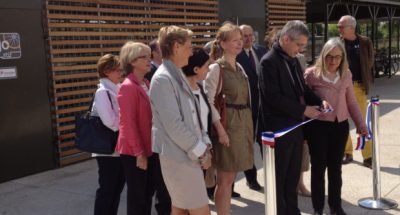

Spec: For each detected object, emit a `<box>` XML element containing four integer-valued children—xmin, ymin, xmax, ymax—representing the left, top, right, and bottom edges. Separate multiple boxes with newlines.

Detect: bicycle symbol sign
<box><xmin>0</xmin><ymin>33</ymin><xmax>21</xmax><ymax>60</ymax></box>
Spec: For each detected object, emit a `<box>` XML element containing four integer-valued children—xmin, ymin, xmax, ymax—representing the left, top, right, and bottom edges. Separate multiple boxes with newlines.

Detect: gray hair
<box><xmin>341</xmin><ymin>15</ymin><xmax>357</xmax><ymax>28</ymax></box>
<box><xmin>280</xmin><ymin>20</ymin><xmax>309</xmax><ymax>40</ymax></box>
<box><xmin>314</xmin><ymin>37</ymin><xmax>349</xmax><ymax>79</ymax></box>
<box><xmin>119</xmin><ymin>41</ymin><xmax>151</xmax><ymax>75</ymax></box>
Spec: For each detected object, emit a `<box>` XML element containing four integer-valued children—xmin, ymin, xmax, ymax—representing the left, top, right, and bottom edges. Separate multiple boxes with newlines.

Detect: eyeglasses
<box><xmin>326</xmin><ymin>55</ymin><xmax>343</xmax><ymax>61</ymax></box>
<box><xmin>135</xmin><ymin>55</ymin><xmax>151</xmax><ymax>60</ymax></box>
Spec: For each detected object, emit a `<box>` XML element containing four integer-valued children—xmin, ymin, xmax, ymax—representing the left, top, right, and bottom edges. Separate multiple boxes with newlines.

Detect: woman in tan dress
<box><xmin>205</xmin><ymin>23</ymin><xmax>253</xmax><ymax>215</ymax></box>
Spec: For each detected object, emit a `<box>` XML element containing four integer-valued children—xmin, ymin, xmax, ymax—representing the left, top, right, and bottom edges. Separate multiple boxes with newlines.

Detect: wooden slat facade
<box><xmin>44</xmin><ymin>0</ymin><xmax>219</xmax><ymax>166</ymax></box>
<box><xmin>266</xmin><ymin>0</ymin><xmax>306</xmax><ymax>32</ymax></box>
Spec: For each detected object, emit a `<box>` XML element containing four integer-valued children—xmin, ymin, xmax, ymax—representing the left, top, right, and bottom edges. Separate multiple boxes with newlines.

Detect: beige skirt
<box><xmin>159</xmin><ymin>155</ymin><xmax>209</xmax><ymax>209</ymax></box>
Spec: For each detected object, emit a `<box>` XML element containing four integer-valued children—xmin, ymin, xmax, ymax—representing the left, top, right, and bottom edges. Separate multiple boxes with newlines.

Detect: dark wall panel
<box><xmin>0</xmin><ymin>3</ymin><xmax>55</xmax><ymax>182</ymax></box>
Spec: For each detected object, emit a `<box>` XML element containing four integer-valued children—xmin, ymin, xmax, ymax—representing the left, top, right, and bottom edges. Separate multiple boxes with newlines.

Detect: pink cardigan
<box><xmin>116</xmin><ymin>73</ymin><xmax>152</xmax><ymax>157</ymax></box>
<box><xmin>304</xmin><ymin>67</ymin><xmax>367</xmax><ymax>131</ymax></box>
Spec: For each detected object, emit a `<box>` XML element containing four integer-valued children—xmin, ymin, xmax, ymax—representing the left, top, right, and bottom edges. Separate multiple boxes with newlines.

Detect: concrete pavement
<box><xmin>0</xmin><ymin>75</ymin><xmax>399</xmax><ymax>215</ymax></box>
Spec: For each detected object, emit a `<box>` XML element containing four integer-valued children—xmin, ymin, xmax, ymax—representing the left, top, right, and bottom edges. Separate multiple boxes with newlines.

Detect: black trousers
<box><xmin>307</xmin><ymin>120</ymin><xmax>349</xmax><ymax>212</ymax></box>
<box><xmin>121</xmin><ymin>154</ymin><xmax>171</xmax><ymax>215</ymax></box>
<box><xmin>94</xmin><ymin>157</ymin><xmax>125</xmax><ymax>215</ymax></box>
<box><xmin>275</xmin><ymin>128</ymin><xmax>303</xmax><ymax>215</ymax></box>
<box><xmin>152</xmin><ymin>154</ymin><xmax>171</xmax><ymax>215</ymax></box>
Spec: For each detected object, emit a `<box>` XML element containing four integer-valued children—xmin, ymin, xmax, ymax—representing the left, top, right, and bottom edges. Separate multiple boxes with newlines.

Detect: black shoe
<box><xmin>231</xmin><ymin>190</ymin><xmax>241</xmax><ymax>198</ymax></box>
<box><xmin>330</xmin><ymin>207</ymin><xmax>347</xmax><ymax>215</ymax></box>
<box><xmin>342</xmin><ymin>154</ymin><xmax>353</xmax><ymax>164</ymax></box>
<box><xmin>313</xmin><ymin>210</ymin><xmax>323</xmax><ymax>215</ymax></box>
<box><xmin>363</xmin><ymin>158</ymin><xmax>372</xmax><ymax>169</ymax></box>
<box><xmin>246</xmin><ymin>180</ymin><xmax>262</xmax><ymax>191</ymax></box>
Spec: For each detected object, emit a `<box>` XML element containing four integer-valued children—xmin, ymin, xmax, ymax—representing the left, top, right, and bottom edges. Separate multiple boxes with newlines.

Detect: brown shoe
<box><xmin>342</xmin><ymin>154</ymin><xmax>353</xmax><ymax>164</ymax></box>
<box><xmin>363</xmin><ymin>158</ymin><xmax>372</xmax><ymax>169</ymax></box>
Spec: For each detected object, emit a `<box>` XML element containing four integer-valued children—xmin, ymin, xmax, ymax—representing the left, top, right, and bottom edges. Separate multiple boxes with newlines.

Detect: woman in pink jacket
<box><xmin>116</xmin><ymin>41</ymin><xmax>169</xmax><ymax>215</ymax></box>
<box><xmin>304</xmin><ymin>38</ymin><xmax>368</xmax><ymax>215</ymax></box>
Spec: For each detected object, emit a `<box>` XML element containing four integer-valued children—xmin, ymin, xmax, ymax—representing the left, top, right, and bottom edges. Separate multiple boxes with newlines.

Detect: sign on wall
<box><xmin>0</xmin><ymin>67</ymin><xmax>17</xmax><ymax>79</ymax></box>
<box><xmin>0</xmin><ymin>33</ymin><xmax>21</xmax><ymax>59</ymax></box>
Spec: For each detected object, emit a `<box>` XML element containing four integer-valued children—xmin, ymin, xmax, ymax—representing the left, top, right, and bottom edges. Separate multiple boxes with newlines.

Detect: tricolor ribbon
<box><xmin>261</xmin><ymin>109</ymin><xmax>333</xmax><ymax>147</ymax></box>
<box><xmin>355</xmin><ymin>98</ymin><xmax>379</xmax><ymax>150</ymax></box>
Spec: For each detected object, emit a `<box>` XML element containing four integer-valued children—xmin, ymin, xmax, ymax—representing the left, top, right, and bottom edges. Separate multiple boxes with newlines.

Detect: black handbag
<box><xmin>75</xmin><ymin>91</ymin><xmax>118</xmax><ymax>154</ymax></box>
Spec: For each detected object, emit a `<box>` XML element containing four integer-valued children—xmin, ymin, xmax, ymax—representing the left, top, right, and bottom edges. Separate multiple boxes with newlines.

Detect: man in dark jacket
<box><xmin>338</xmin><ymin>15</ymin><xmax>374</xmax><ymax>168</ymax></box>
<box><xmin>259</xmin><ymin>20</ymin><xmax>330</xmax><ymax>215</ymax></box>
<box><xmin>145</xmin><ymin>39</ymin><xmax>162</xmax><ymax>81</ymax></box>
<box><xmin>236</xmin><ymin>24</ymin><xmax>267</xmax><ymax>191</ymax></box>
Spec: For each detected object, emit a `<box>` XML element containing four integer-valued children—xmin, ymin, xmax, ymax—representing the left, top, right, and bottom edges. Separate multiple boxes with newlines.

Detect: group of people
<box><xmin>89</xmin><ymin>14</ymin><xmax>374</xmax><ymax>215</ymax></box>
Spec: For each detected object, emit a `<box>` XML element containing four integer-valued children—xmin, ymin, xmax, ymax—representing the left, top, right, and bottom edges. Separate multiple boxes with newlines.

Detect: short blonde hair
<box><xmin>314</xmin><ymin>37</ymin><xmax>349</xmax><ymax>79</ymax></box>
<box><xmin>210</xmin><ymin>23</ymin><xmax>242</xmax><ymax>60</ymax></box>
<box><xmin>119</xmin><ymin>41</ymin><xmax>150</xmax><ymax>75</ymax></box>
<box><xmin>97</xmin><ymin>54</ymin><xmax>119</xmax><ymax>78</ymax></box>
<box><xmin>158</xmin><ymin>25</ymin><xmax>193</xmax><ymax>59</ymax></box>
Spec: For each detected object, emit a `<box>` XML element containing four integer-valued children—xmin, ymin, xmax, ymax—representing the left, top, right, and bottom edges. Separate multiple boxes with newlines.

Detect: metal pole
<box><xmin>263</xmin><ymin>142</ymin><xmax>277</xmax><ymax>215</ymax></box>
<box><xmin>358</xmin><ymin>96</ymin><xmax>398</xmax><ymax>210</ymax></box>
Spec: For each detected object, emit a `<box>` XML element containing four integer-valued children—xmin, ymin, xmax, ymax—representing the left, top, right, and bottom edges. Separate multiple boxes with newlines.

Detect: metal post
<box><xmin>358</xmin><ymin>96</ymin><xmax>398</xmax><ymax>210</ymax></box>
<box><xmin>263</xmin><ymin>143</ymin><xmax>277</xmax><ymax>215</ymax></box>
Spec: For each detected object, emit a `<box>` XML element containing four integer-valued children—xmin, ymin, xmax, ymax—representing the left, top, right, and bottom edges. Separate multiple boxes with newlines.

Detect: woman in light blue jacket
<box><xmin>150</xmin><ymin>25</ymin><xmax>212</xmax><ymax>215</ymax></box>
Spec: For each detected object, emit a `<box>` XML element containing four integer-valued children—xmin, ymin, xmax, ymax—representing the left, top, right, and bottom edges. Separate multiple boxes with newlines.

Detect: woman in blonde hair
<box><xmin>116</xmin><ymin>41</ymin><xmax>171</xmax><ymax>215</ymax></box>
<box><xmin>205</xmin><ymin>23</ymin><xmax>253</xmax><ymax>215</ymax></box>
<box><xmin>150</xmin><ymin>26</ymin><xmax>212</xmax><ymax>215</ymax></box>
<box><xmin>304</xmin><ymin>37</ymin><xmax>368</xmax><ymax>215</ymax></box>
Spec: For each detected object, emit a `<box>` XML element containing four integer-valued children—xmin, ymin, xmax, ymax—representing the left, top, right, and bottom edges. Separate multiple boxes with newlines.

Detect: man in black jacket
<box><xmin>259</xmin><ymin>20</ymin><xmax>330</xmax><ymax>215</ymax></box>
<box><xmin>145</xmin><ymin>39</ymin><xmax>162</xmax><ymax>81</ymax></box>
<box><xmin>236</xmin><ymin>24</ymin><xmax>267</xmax><ymax>191</ymax></box>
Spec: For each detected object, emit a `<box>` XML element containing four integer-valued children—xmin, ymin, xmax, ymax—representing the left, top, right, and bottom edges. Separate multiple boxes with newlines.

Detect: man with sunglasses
<box><xmin>337</xmin><ymin>15</ymin><xmax>374</xmax><ymax>168</ymax></box>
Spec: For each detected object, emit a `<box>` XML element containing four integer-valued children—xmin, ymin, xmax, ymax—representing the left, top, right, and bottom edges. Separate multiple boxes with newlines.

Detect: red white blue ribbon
<box><xmin>261</xmin><ymin>109</ymin><xmax>333</xmax><ymax>147</ymax></box>
<box><xmin>355</xmin><ymin>98</ymin><xmax>379</xmax><ymax>150</ymax></box>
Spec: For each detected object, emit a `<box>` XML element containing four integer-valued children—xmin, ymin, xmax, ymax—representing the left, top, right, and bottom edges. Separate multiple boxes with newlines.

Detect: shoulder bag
<box><xmin>75</xmin><ymin>91</ymin><xmax>118</xmax><ymax>154</ymax></box>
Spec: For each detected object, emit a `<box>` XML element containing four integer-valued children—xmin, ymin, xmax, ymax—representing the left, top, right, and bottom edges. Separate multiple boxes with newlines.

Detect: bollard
<box><xmin>358</xmin><ymin>96</ymin><xmax>398</xmax><ymax>210</ymax></box>
<box><xmin>263</xmin><ymin>144</ymin><xmax>277</xmax><ymax>215</ymax></box>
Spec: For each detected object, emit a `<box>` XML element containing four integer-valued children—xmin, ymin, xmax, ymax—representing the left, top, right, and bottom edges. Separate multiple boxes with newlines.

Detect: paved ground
<box><xmin>0</xmin><ymin>75</ymin><xmax>399</xmax><ymax>215</ymax></box>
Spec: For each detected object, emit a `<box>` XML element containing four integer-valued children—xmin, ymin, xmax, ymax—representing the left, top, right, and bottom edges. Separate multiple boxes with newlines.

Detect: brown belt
<box><xmin>226</xmin><ymin>103</ymin><xmax>249</xmax><ymax>110</ymax></box>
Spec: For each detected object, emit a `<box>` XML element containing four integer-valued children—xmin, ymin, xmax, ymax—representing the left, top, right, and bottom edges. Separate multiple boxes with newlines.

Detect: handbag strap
<box><xmin>87</xmin><ymin>90</ymin><xmax>114</xmax><ymax>112</ymax></box>
<box><xmin>215</xmin><ymin>62</ymin><xmax>224</xmax><ymax>98</ymax></box>
<box><xmin>105</xmin><ymin>91</ymin><xmax>114</xmax><ymax>110</ymax></box>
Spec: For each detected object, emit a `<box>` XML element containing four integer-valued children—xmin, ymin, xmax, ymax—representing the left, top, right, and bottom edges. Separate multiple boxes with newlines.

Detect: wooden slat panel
<box><xmin>269</xmin><ymin>15</ymin><xmax>307</xmax><ymax>20</ymax></box>
<box><xmin>56</xmin><ymin>106</ymin><xmax>90</xmax><ymax>115</ymax></box>
<box><xmin>52</xmin><ymin>64</ymin><xmax>97</xmax><ymax>72</ymax></box>
<box><xmin>47</xmin><ymin>5</ymin><xmax>218</xmax><ymax>17</ymax></box>
<box><xmin>54</xmin><ymin>80</ymin><xmax>99</xmax><ymax>89</ymax></box>
<box><xmin>59</xmin><ymin>140</ymin><xmax>75</xmax><ymax>148</ymax></box>
<box><xmin>266</xmin><ymin>0</ymin><xmax>306</xmax><ymax>33</ymax></box>
<box><xmin>55</xmin><ymin>89</ymin><xmax>96</xmax><ymax>98</ymax></box>
<box><xmin>53</xmin><ymin>72</ymin><xmax>98</xmax><ymax>81</ymax></box>
<box><xmin>45</xmin><ymin>0</ymin><xmax>218</xmax><ymax>166</ymax></box>
<box><xmin>59</xmin><ymin>153</ymin><xmax>91</xmax><ymax>166</ymax></box>
<box><xmin>56</xmin><ymin>116</ymin><xmax>75</xmax><ymax>124</ymax></box>
<box><xmin>52</xmin><ymin>0</ymin><xmax>218</xmax><ymax>11</ymax></box>
<box><xmin>60</xmin><ymin>148</ymin><xmax>81</xmax><ymax>157</ymax></box>
<box><xmin>47</xmin><ymin>14</ymin><xmax>218</xmax><ymax>24</ymax></box>
<box><xmin>58</xmin><ymin>124</ymin><xmax>75</xmax><ymax>132</ymax></box>
<box><xmin>51</xmin><ymin>56</ymin><xmax>100</xmax><ymax>63</ymax></box>
<box><xmin>55</xmin><ymin>97</ymin><xmax>92</xmax><ymax>106</ymax></box>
